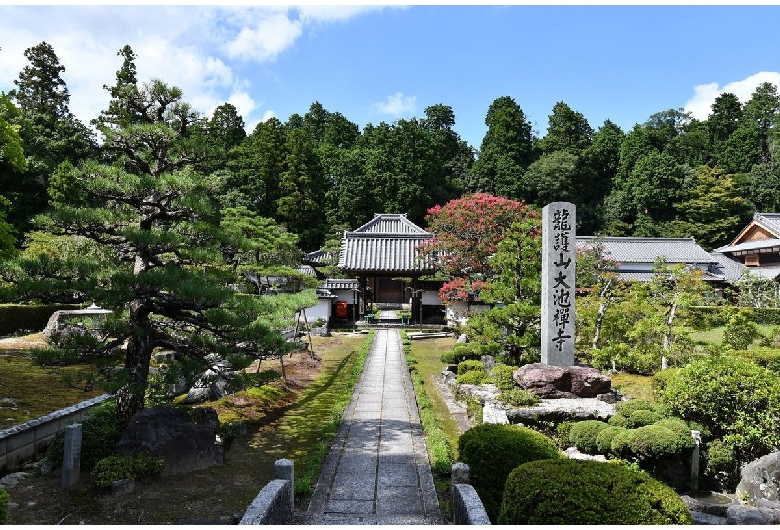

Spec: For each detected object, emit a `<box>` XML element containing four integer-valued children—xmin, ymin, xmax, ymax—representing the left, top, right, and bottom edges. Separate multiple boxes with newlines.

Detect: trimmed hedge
<box><xmin>458</xmin><ymin>423</ymin><xmax>562</xmax><ymax>522</ymax></box>
<box><xmin>688</xmin><ymin>305</ymin><xmax>780</xmax><ymax>329</ymax></box>
<box><xmin>0</xmin><ymin>303</ymin><xmax>82</xmax><ymax>336</ymax></box>
<box><xmin>568</xmin><ymin>420</ymin><xmax>610</xmax><ymax>454</ymax></box>
<box><xmin>498</xmin><ymin>459</ymin><xmax>692</xmax><ymax>524</ymax></box>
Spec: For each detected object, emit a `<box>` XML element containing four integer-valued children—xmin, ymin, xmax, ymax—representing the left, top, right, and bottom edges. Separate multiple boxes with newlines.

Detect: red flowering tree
<box><xmin>423</xmin><ymin>193</ymin><xmax>538</xmax><ymax>282</ymax></box>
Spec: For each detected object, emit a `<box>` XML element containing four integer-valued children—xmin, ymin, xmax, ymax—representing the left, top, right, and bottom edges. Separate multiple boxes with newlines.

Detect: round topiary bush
<box><xmin>568</xmin><ymin>420</ymin><xmax>610</xmax><ymax>454</ymax></box>
<box><xmin>498</xmin><ymin>459</ymin><xmax>692</xmax><ymax>524</ymax></box>
<box><xmin>456</xmin><ymin>359</ymin><xmax>485</xmax><ymax>375</ymax></box>
<box><xmin>458</xmin><ymin>423</ymin><xmax>562</xmax><ymax>522</ymax></box>
<box><xmin>595</xmin><ymin>425</ymin><xmax>627</xmax><ymax>456</ymax></box>
<box><xmin>456</xmin><ymin>370</ymin><xmax>489</xmax><ymax>385</ymax></box>
<box><xmin>608</xmin><ymin>398</ymin><xmax>668</xmax><ymax>428</ymax></box>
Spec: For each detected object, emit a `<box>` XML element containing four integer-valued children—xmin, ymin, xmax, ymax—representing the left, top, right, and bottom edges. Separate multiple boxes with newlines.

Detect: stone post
<box><xmin>691</xmin><ymin>430</ymin><xmax>701</xmax><ymax>488</ymax></box>
<box><xmin>541</xmin><ymin>202</ymin><xmax>576</xmax><ymax>366</ymax></box>
<box><xmin>61</xmin><ymin>423</ymin><xmax>82</xmax><ymax>488</ymax></box>
<box><xmin>274</xmin><ymin>458</ymin><xmax>294</xmax><ymax>512</ymax></box>
<box><xmin>451</xmin><ymin>462</ymin><xmax>470</xmax><ymax>485</ymax></box>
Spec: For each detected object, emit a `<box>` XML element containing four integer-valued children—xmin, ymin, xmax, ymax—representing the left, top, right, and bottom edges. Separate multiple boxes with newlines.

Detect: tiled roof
<box><xmin>296</xmin><ymin>264</ymin><xmax>317</xmax><ymax>277</ymax></box>
<box><xmin>323</xmin><ymin>278</ymin><xmax>360</xmax><ymax>290</ymax></box>
<box><xmin>304</xmin><ymin>249</ymin><xmax>333</xmax><ymax>264</ymax></box>
<box><xmin>338</xmin><ymin>214</ymin><xmax>436</xmax><ymax>273</ymax></box>
<box><xmin>577</xmin><ymin>236</ymin><xmax>716</xmax><ymax>265</ymax></box>
<box><xmin>352</xmin><ymin>213</ymin><xmax>429</xmax><ymax>234</ymax></box>
<box><xmin>747</xmin><ymin>265</ymin><xmax>780</xmax><ymax>281</ymax></box>
<box><xmin>708</xmin><ymin>252</ymin><xmax>748</xmax><ymax>282</ymax></box>
<box><xmin>755</xmin><ymin>213</ymin><xmax>780</xmax><ymax>237</ymax></box>
<box><xmin>714</xmin><ymin>238</ymin><xmax>780</xmax><ymax>254</ymax></box>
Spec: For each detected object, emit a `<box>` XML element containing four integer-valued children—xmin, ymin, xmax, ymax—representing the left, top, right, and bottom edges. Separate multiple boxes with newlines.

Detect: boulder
<box><xmin>726</xmin><ymin>505</ymin><xmax>780</xmax><ymax>525</ymax></box>
<box><xmin>736</xmin><ymin>452</ymin><xmax>780</xmax><ymax>505</ymax></box>
<box><xmin>114</xmin><ymin>404</ymin><xmax>223</xmax><ymax>475</ymax></box>
<box><xmin>513</xmin><ymin>363</ymin><xmax>611</xmax><ymax>399</ymax></box>
<box><xmin>181</xmin><ymin>362</ymin><xmax>236</xmax><ymax>404</ymax></box>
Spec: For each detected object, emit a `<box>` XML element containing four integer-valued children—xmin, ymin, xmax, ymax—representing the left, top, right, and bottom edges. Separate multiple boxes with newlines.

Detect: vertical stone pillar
<box><xmin>691</xmin><ymin>430</ymin><xmax>701</xmax><ymax>488</ymax></box>
<box><xmin>542</xmin><ymin>202</ymin><xmax>576</xmax><ymax>366</ymax></box>
<box><xmin>275</xmin><ymin>458</ymin><xmax>294</xmax><ymax>512</ymax></box>
<box><xmin>61</xmin><ymin>423</ymin><xmax>82</xmax><ymax>488</ymax></box>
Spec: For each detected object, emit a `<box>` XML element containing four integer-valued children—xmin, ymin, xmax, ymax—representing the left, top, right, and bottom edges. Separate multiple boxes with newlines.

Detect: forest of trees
<box><xmin>2</xmin><ymin>41</ymin><xmax>780</xmax><ymax>258</ymax></box>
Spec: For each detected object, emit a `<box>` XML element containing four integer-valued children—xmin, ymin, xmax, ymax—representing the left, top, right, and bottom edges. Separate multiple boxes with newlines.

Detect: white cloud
<box><xmin>684</xmin><ymin>71</ymin><xmax>780</xmax><ymax>120</ymax></box>
<box><xmin>371</xmin><ymin>92</ymin><xmax>417</xmax><ymax>117</ymax></box>
<box><xmin>222</xmin><ymin>12</ymin><xmax>303</xmax><ymax>63</ymax></box>
<box><xmin>0</xmin><ymin>5</ymin><xmax>386</xmax><ymax>137</ymax></box>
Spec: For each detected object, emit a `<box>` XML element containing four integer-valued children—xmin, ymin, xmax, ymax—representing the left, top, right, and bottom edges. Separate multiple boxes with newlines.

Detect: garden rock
<box><xmin>726</xmin><ymin>504</ymin><xmax>780</xmax><ymax>525</ymax></box>
<box><xmin>736</xmin><ymin>452</ymin><xmax>780</xmax><ymax>505</ymax></box>
<box><xmin>513</xmin><ymin>363</ymin><xmax>611</xmax><ymax>398</ymax></box>
<box><xmin>114</xmin><ymin>404</ymin><xmax>223</xmax><ymax>475</ymax></box>
<box><xmin>181</xmin><ymin>362</ymin><xmax>236</xmax><ymax>404</ymax></box>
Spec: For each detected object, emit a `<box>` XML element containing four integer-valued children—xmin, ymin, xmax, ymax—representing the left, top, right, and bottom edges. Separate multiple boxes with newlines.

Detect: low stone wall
<box><xmin>239</xmin><ymin>459</ymin><xmax>294</xmax><ymax>525</ymax></box>
<box><xmin>0</xmin><ymin>393</ymin><xmax>112</xmax><ymax>474</ymax></box>
<box><xmin>451</xmin><ymin>461</ymin><xmax>491</xmax><ymax>525</ymax></box>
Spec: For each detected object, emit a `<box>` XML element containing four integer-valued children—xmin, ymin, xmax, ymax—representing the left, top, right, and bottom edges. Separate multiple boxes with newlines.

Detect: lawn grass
<box><xmin>404</xmin><ymin>333</ymin><xmax>461</xmax><ymax>461</ymax></box>
<box><xmin>610</xmin><ymin>372</ymin><xmax>655</xmax><ymax>403</ymax></box>
<box><xmin>687</xmin><ymin>324</ymin><xmax>777</xmax><ymax>345</ymax></box>
<box><xmin>0</xmin><ymin>334</ymin><xmax>114</xmax><ymax>427</ymax></box>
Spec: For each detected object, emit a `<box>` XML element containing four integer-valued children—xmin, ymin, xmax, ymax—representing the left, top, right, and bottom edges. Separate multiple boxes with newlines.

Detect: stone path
<box><xmin>296</xmin><ymin>328</ymin><xmax>443</xmax><ymax>524</ymax></box>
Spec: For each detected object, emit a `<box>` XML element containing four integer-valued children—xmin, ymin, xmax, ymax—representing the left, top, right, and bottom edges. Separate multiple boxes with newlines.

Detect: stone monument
<box><xmin>541</xmin><ymin>202</ymin><xmax>576</xmax><ymax>366</ymax></box>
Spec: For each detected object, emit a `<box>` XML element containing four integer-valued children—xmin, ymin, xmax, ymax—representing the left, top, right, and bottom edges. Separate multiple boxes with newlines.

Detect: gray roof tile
<box><xmin>577</xmin><ymin>236</ymin><xmax>715</xmax><ymax>265</ymax></box>
<box><xmin>338</xmin><ymin>214</ymin><xmax>436</xmax><ymax>273</ymax></box>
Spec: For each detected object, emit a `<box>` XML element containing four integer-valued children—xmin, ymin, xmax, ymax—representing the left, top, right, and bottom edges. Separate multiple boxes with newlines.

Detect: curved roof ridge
<box><xmin>351</xmin><ymin>213</ymin><xmax>429</xmax><ymax>235</ymax></box>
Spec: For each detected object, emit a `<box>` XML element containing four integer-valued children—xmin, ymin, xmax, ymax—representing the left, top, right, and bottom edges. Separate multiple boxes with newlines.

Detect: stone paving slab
<box><xmin>299</xmin><ymin>329</ymin><xmax>443</xmax><ymax>525</ymax></box>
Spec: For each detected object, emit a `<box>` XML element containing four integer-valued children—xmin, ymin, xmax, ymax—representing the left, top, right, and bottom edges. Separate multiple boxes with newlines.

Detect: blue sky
<box><xmin>1</xmin><ymin>3</ymin><xmax>779</xmax><ymax>150</ymax></box>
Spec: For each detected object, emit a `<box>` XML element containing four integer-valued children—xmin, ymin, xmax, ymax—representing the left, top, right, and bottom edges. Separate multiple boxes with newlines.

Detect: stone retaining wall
<box><xmin>0</xmin><ymin>393</ymin><xmax>112</xmax><ymax>474</ymax></box>
<box><xmin>239</xmin><ymin>458</ymin><xmax>294</xmax><ymax>525</ymax></box>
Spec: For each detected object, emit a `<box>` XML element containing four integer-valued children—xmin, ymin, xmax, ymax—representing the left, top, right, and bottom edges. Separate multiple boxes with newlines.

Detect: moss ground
<box><xmin>5</xmin><ymin>332</ymin><xmax>368</xmax><ymax>524</ymax></box>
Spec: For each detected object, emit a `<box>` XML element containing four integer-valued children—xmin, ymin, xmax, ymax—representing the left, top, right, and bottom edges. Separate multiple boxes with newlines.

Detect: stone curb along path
<box><xmin>297</xmin><ymin>328</ymin><xmax>444</xmax><ymax>525</ymax></box>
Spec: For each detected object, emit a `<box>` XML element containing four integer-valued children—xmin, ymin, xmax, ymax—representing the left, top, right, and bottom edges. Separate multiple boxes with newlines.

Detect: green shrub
<box><xmin>651</xmin><ymin>368</ymin><xmax>680</xmax><ymax>395</ymax></box>
<box><xmin>619</xmin><ymin>423</ymin><xmax>695</xmax><ymax>461</ymax></box>
<box><xmin>724</xmin><ymin>312</ymin><xmax>760</xmax><ymax>350</ymax></box>
<box><xmin>43</xmin><ymin>399</ymin><xmax>123</xmax><ymax>472</ymax></box>
<box><xmin>609</xmin><ymin>398</ymin><xmax>669</xmax><ymax>428</ymax></box>
<box><xmin>704</xmin><ymin>438</ymin><xmax>736</xmax><ymax>477</ymax></box>
<box><xmin>568</xmin><ymin>420</ymin><xmax>610</xmax><ymax>454</ymax></box>
<box><xmin>92</xmin><ymin>451</ymin><xmax>164</xmax><ymax>489</ymax></box>
<box><xmin>456</xmin><ymin>370</ymin><xmax>489</xmax><ymax>385</ymax></box>
<box><xmin>729</xmin><ymin>347</ymin><xmax>780</xmax><ymax>374</ymax></box>
<box><xmin>659</xmin><ymin>355</ymin><xmax>780</xmax><ymax>472</ymax></box>
<box><xmin>456</xmin><ymin>359</ymin><xmax>485</xmax><ymax>375</ymax></box>
<box><xmin>595</xmin><ymin>426</ymin><xmax>628</xmax><ymax>455</ymax></box>
<box><xmin>458</xmin><ymin>423</ymin><xmax>562</xmax><ymax>522</ymax></box>
<box><xmin>498</xmin><ymin>459</ymin><xmax>692</xmax><ymax>524</ymax></box>
<box><xmin>490</xmin><ymin>364</ymin><xmax>518</xmax><ymax>391</ymax></box>
<box><xmin>556</xmin><ymin>421</ymin><xmax>574</xmax><ymax>448</ymax></box>
<box><xmin>0</xmin><ymin>486</ymin><xmax>7</xmax><ymax>524</ymax></box>
<box><xmin>497</xmin><ymin>388</ymin><xmax>539</xmax><ymax>407</ymax></box>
